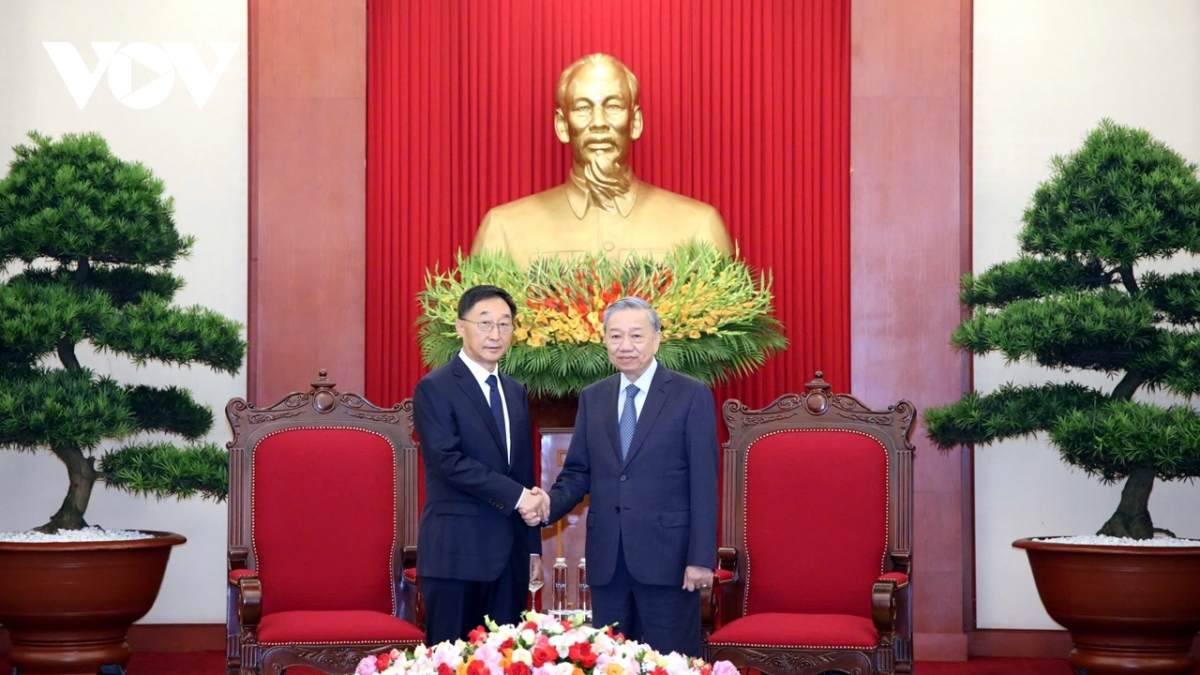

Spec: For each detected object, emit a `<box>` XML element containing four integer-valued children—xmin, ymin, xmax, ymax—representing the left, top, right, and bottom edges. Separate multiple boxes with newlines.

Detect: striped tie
<box><xmin>619</xmin><ymin>384</ymin><xmax>639</xmax><ymax>460</ymax></box>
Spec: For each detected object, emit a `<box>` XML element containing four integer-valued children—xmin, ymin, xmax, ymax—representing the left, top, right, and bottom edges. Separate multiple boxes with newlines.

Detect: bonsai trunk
<box><xmin>1097</xmin><ymin>465</ymin><xmax>1155</xmax><ymax>539</ymax></box>
<box><xmin>36</xmin><ymin>444</ymin><xmax>98</xmax><ymax>533</ymax></box>
<box><xmin>35</xmin><ymin>333</ymin><xmax>98</xmax><ymax>532</ymax></box>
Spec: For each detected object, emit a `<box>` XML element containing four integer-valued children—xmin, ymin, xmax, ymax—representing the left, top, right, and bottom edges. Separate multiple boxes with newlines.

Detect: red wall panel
<box><xmin>366</xmin><ymin>0</ymin><xmax>852</xmax><ymax>409</ymax></box>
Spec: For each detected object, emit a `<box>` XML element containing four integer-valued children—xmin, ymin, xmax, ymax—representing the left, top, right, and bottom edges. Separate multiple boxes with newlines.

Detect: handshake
<box><xmin>518</xmin><ymin>487</ymin><xmax>552</xmax><ymax>527</ymax></box>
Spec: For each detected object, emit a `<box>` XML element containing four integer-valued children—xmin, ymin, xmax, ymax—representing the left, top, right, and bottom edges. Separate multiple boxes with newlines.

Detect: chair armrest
<box><xmin>229</xmin><ymin>568</ymin><xmax>257</xmax><ymax>585</ymax></box>
<box><xmin>717</xmin><ymin>547</ymin><xmax>738</xmax><ymax>577</ymax></box>
<box><xmin>871</xmin><ymin>575</ymin><xmax>905</xmax><ymax>632</ymax></box>
<box><xmin>700</xmin><ymin>573</ymin><xmax>719</xmax><ymax>638</ymax></box>
<box><xmin>235</xmin><ymin>574</ymin><xmax>262</xmax><ymax>627</ymax></box>
<box><xmin>713</xmin><ymin>547</ymin><xmax>740</xmax><ymax>630</ymax></box>
<box><xmin>398</xmin><ymin>545</ymin><xmax>423</xmax><ymax>630</ymax></box>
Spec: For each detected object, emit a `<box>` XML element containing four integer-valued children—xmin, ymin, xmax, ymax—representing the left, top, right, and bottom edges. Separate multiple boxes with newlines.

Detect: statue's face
<box><xmin>556</xmin><ymin>63</ymin><xmax>643</xmax><ymax>168</ymax></box>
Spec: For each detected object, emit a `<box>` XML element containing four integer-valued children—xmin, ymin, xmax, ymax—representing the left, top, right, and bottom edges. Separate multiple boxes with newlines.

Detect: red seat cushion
<box><xmin>715</xmin><ymin>568</ymin><xmax>734</xmax><ymax>584</ymax></box>
<box><xmin>258</xmin><ymin>610</ymin><xmax>424</xmax><ymax>644</ymax></box>
<box><xmin>253</xmin><ymin>428</ymin><xmax>399</xmax><ymax>615</ymax></box>
<box><xmin>706</xmin><ymin>613</ymin><xmax>878</xmax><ymax>649</ymax></box>
<box><xmin>744</xmin><ymin>430</ymin><xmax>888</xmax><ymax>618</ymax></box>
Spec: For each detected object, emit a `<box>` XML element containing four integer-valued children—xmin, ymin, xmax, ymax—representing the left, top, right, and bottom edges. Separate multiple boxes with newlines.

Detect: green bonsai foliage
<box><xmin>926</xmin><ymin>120</ymin><xmax>1200</xmax><ymax>539</ymax></box>
<box><xmin>0</xmin><ymin>131</ymin><xmax>245</xmax><ymax>532</ymax></box>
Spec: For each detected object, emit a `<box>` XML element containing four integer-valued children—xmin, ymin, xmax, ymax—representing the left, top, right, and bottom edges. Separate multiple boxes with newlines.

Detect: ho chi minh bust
<box><xmin>471</xmin><ymin>53</ymin><xmax>733</xmax><ymax>267</ymax></box>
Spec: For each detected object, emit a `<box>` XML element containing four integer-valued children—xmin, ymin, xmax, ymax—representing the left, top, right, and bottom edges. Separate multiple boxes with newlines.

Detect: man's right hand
<box><xmin>518</xmin><ymin>487</ymin><xmax>551</xmax><ymax>526</ymax></box>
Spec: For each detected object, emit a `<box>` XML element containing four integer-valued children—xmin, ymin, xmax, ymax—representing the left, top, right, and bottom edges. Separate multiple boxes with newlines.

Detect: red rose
<box><xmin>652</xmin><ymin>667</ymin><xmax>669</xmax><ymax>675</ymax></box>
<box><xmin>469</xmin><ymin>626</ymin><xmax>488</xmax><ymax>644</ymax></box>
<box><xmin>500</xmin><ymin>638</ymin><xmax>515</xmax><ymax>651</ymax></box>
<box><xmin>532</xmin><ymin>645</ymin><xmax>558</xmax><ymax>667</ymax></box>
<box><xmin>438</xmin><ymin>664</ymin><xmax>455</xmax><ymax>675</ymax></box>
<box><xmin>568</xmin><ymin>642</ymin><xmax>597</xmax><ymax>669</ymax></box>
<box><xmin>468</xmin><ymin>660</ymin><xmax>489</xmax><ymax>675</ymax></box>
<box><xmin>376</xmin><ymin>654</ymin><xmax>391</xmax><ymax>672</ymax></box>
<box><xmin>522</xmin><ymin>621</ymin><xmax>538</xmax><ymax>631</ymax></box>
<box><xmin>506</xmin><ymin>662</ymin><xmax>532</xmax><ymax>675</ymax></box>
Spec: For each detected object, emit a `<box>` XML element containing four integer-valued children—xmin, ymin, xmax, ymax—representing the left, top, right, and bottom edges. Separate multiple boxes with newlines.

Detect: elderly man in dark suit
<box><xmin>413</xmin><ymin>285</ymin><xmax>546</xmax><ymax>646</ymax></box>
<box><xmin>523</xmin><ymin>296</ymin><xmax>719</xmax><ymax>657</ymax></box>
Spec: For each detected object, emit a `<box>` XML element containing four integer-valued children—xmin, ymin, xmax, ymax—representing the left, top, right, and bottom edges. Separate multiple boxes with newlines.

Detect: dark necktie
<box><xmin>486</xmin><ymin>374</ymin><xmax>507</xmax><ymax>456</ymax></box>
<box><xmin>619</xmin><ymin>384</ymin><xmax>639</xmax><ymax>460</ymax></box>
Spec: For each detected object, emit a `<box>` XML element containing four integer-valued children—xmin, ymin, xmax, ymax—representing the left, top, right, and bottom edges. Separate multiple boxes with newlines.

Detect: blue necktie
<box><xmin>486</xmin><ymin>374</ymin><xmax>507</xmax><ymax>455</ymax></box>
<box><xmin>619</xmin><ymin>384</ymin><xmax>639</xmax><ymax>460</ymax></box>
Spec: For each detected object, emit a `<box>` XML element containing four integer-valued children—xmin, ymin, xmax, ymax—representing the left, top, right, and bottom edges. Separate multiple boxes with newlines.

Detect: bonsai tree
<box><xmin>926</xmin><ymin>120</ymin><xmax>1200</xmax><ymax>540</ymax></box>
<box><xmin>0</xmin><ymin>131</ymin><xmax>245</xmax><ymax>533</ymax></box>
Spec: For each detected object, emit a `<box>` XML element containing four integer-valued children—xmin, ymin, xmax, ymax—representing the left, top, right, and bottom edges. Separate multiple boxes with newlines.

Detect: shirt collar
<box><xmin>458</xmin><ymin>349</ymin><xmax>499</xmax><ymax>386</ymax></box>
<box><xmin>566</xmin><ymin>171</ymin><xmax>639</xmax><ymax>219</ymax></box>
<box><xmin>619</xmin><ymin>358</ymin><xmax>658</xmax><ymax>393</ymax></box>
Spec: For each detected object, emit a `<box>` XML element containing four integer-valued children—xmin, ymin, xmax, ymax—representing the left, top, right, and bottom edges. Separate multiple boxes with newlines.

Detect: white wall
<box><xmin>974</xmin><ymin>0</ymin><xmax>1200</xmax><ymax>629</ymax></box>
<box><xmin>0</xmin><ymin>0</ymin><xmax>247</xmax><ymax>623</ymax></box>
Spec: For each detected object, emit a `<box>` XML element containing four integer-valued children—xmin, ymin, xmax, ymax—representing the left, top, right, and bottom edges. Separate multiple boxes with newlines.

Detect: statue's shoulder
<box><xmin>483</xmin><ymin>184</ymin><xmax>569</xmax><ymax>223</ymax></box>
<box><xmin>637</xmin><ymin>182</ymin><xmax>722</xmax><ymax>219</ymax></box>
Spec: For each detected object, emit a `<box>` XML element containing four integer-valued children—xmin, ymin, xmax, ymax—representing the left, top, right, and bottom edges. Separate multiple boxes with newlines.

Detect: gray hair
<box><xmin>555</xmin><ymin>53</ymin><xmax>640</xmax><ymax>110</ymax></box>
<box><xmin>602</xmin><ymin>296</ymin><xmax>661</xmax><ymax>332</ymax></box>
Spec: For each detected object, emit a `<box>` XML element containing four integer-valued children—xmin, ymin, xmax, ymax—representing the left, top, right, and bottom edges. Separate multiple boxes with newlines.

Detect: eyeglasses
<box><xmin>605</xmin><ymin>332</ymin><xmax>650</xmax><ymax>345</ymax></box>
<box><xmin>462</xmin><ymin>318</ymin><xmax>515</xmax><ymax>335</ymax></box>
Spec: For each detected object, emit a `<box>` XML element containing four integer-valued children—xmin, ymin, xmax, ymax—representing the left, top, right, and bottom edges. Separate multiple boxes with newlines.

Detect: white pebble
<box><xmin>0</xmin><ymin>527</ymin><xmax>155</xmax><ymax>543</ymax></box>
<box><xmin>1038</xmin><ymin>534</ymin><xmax>1200</xmax><ymax>547</ymax></box>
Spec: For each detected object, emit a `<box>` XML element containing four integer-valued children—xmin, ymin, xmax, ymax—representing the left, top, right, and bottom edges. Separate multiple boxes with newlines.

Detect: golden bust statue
<box><xmin>471</xmin><ymin>53</ymin><xmax>734</xmax><ymax>266</ymax></box>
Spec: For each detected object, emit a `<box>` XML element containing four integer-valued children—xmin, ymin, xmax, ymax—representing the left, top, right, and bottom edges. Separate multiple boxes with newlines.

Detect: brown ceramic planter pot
<box><xmin>0</xmin><ymin>530</ymin><xmax>186</xmax><ymax>675</ymax></box>
<box><xmin>1013</xmin><ymin>537</ymin><xmax>1200</xmax><ymax>675</ymax></box>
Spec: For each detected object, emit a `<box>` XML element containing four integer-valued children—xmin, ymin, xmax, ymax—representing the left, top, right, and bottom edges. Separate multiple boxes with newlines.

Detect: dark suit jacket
<box><xmin>547</xmin><ymin>362</ymin><xmax>719</xmax><ymax>587</ymax></box>
<box><xmin>413</xmin><ymin>356</ymin><xmax>541</xmax><ymax>582</ymax></box>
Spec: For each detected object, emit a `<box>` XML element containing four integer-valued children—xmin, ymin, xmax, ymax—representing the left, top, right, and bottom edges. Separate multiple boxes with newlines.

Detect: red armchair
<box><xmin>225</xmin><ymin>371</ymin><xmax>424</xmax><ymax>675</ymax></box>
<box><xmin>703</xmin><ymin>373</ymin><xmax>914</xmax><ymax>675</ymax></box>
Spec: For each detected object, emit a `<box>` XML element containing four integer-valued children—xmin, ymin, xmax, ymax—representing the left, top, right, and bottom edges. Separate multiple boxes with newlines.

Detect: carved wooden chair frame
<box><xmin>704</xmin><ymin>372</ymin><xmax>915</xmax><ymax>675</ymax></box>
<box><xmin>225</xmin><ymin>371</ymin><xmax>422</xmax><ymax>675</ymax></box>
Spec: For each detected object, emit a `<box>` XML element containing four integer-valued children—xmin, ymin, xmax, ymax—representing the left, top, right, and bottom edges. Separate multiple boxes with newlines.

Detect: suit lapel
<box><xmin>451</xmin><ymin>357</ymin><xmax>507</xmax><ymax>458</ymax></box>
<box><xmin>623</xmin><ymin>365</ymin><xmax>671</xmax><ymax>467</ymax></box>
<box><xmin>599</xmin><ymin>375</ymin><xmax>622</xmax><ymax>463</ymax></box>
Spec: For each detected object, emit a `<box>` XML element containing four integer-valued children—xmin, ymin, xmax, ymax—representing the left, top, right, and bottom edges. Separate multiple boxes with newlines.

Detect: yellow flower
<box><xmin>514</xmin><ymin>327</ymin><xmax>530</xmax><ymax>341</ymax></box>
<box><xmin>604</xmin><ymin>664</ymin><xmax>626</xmax><ymax>675</ymax></box>
<box><xmin>688</xmin><ymin>329</ymin><xmax>702</xmax><ymax>339</ymax></box>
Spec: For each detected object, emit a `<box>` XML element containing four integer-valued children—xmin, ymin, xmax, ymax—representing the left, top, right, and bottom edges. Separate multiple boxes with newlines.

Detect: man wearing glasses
<box><xmin>523</xmin><ymin>296</ymin><xmax>719</xmax><ymax>657</ymax></box>
<box><xmin>413</xmin><ymin>285</ymin><xmax>546</xmax><ymax>645</ymax></box>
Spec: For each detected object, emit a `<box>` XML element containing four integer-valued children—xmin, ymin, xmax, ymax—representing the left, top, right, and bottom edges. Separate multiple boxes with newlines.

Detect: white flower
<box><xmin>511</xmin><ymin>648</ymin><xmax>533</xmax><ymax>665</ymax></box>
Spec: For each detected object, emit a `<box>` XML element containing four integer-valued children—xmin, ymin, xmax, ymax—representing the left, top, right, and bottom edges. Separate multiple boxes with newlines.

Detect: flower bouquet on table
<box><xmin>417</xmin><ymin>242</ymin><xmax>787</xmax><ymax>398</ymax></box>
<box><xmin>354</xmin><ymin>611</ymin><xmax>735</xmax><ymax>675</ymax></box>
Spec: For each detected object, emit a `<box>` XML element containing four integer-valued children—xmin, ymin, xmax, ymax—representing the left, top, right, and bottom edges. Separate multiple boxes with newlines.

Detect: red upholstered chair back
<box><xmin>251</xmin><ymin>427</ymin><xmax>397</xmax><ymax>615</ymax></box>
<box><xmin>717</xmin><ymin>372</ymin><xmax>914</xmax><ymax>629</ymax></box>
<box><xmin>226</xmin><ymin>371</ymin><xmax>422</xmax><ymax>626</ymax></box>
<box><xmin>743</xmin><ymin>430</ymin><xmax>888</xmax><ymax>617</ymax></box>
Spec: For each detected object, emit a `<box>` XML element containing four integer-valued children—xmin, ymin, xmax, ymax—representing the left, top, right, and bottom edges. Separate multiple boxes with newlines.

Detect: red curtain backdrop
<box><xmin>366</xmin><ymin>0</ymin><xmax>850</xmax><ymax>411</ymax></box>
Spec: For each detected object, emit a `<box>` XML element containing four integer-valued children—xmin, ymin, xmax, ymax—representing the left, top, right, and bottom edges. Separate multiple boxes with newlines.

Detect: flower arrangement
<box><xmin>354</xmin><ymin>611</ymin><xmax>735</xmax><ymax>675</ymax></box>
<box><xmin>417</xmin><ymin>242</ymin><xmax>787</xmax><ymax>397</ymax></box>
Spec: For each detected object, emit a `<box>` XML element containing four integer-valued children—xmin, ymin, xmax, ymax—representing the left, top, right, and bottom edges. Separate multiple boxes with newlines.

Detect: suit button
<box><xmin>619</xmin><ymin>475</ymin><xmax>627</xmax><ymax>482</ymax></box>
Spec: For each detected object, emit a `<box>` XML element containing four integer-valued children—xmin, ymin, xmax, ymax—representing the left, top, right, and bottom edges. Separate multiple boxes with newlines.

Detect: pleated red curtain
<box><xmin>366</xmin><ymin>0</ymin><xmax>850</xmax><ymax>410</ymax></box>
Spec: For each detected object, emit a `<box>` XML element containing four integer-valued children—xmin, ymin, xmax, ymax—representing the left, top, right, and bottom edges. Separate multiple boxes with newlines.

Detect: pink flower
<box><xmin>711</xmin><ymin>662</ymin><xmax>737</xmax><ymax>675</ymax></box>
<box><xmin>356</xmin><ymin>657</ymin><xmax>379</xmax><ymax>675</ymax></box>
